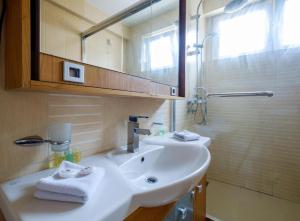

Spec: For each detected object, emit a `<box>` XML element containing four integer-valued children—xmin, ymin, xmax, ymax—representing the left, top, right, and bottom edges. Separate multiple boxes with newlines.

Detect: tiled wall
<box><xmin>0</xmin><ymin>0</ymin><xmax>184</xmax><ymax>183</ymax></box>
<box><xmin>191</xmin><ymin>49</ymin><xmax>300</xmax><ymax>203</ymax></box>
<box><xmin>181</xmin><ymin>0</ymin><xmax>300</xmax><ymax>204</ymax></box>
<box><xmin>0</xmin><ymin>32</ymin><xmax>171</xmax><ymax>182</ymax></box>
<box><xmin>48</xmin><ymin>94</ymin><xmax>171</xmax><ymax>159</ymax></box>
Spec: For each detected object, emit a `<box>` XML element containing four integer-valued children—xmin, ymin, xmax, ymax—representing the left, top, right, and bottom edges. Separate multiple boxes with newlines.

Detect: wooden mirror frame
<box><xmin>6</xmin><ymin>0</ymin><xmax>186</xmax><ymax>99</ymax></box>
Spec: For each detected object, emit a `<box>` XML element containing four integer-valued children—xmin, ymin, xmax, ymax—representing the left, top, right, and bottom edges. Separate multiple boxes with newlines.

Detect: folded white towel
<box><xmin>34</xmin><ymin>190</ymin><xmax>87</xmax><ymax>203</ymax></box>
<box><xmin>34</xmin><ymin>161</ymin><xmax>105</xmax><ymax>203</ymax></box>
<box><xmin>173</xmin><ymin>130</ymin><xmax>201</xmax><ymax>141</ymax></box>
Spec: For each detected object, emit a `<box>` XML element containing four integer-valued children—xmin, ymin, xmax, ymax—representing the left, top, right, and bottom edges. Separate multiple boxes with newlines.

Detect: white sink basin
<box><xmin>107</xmin><ymin>138</ymin><xmax>211</xmax><ymax>207</ymax></box>
<box><xmin>0</xmin><ymin>135</ymin><xmax>211</xmax><ymax>221</ymax></box>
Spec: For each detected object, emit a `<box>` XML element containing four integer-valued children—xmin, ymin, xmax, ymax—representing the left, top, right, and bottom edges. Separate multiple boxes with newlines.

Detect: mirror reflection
<box><xmin>40</xmin><ymin>0</ymin><xmax>179</xmax><ymax>87</ymax></box>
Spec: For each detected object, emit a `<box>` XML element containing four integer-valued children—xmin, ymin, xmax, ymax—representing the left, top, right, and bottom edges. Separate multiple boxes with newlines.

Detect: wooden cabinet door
<box><xmin>193</xmin><ymin>175</ymin><xmax>207</xmax><ymax>221</ymax></box>
<box><xmin>0</xmin><ymin>210</ymin><xmax>5</xmax><ymax>221</ymax></box>
<box><xmin>124</xmin><ymin>203</ymin><xmax>176</xmax><ymax>221</ymax></box>
<box><xmin>124</xmin><ymin>175</ymin><xmax>207</xmax><ymax>221</ymax></box>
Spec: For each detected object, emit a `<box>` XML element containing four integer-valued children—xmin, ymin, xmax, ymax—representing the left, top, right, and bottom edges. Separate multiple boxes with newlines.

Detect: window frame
<box><xmin>141</xmin><ymin>25</ymin><xmax>178</xmax><ymax>73</ymax></box>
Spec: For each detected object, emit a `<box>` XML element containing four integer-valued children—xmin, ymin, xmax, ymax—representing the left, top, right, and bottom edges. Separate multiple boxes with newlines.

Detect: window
<box><xmin>218</xmin><ymin>10</ymin><xmax>268</xmax><ymax>58</ymax></box>
<box><xmin>206</xmin><ymin>0</ymin><xmax>300</xmax><ymax>60</ymax></box>
<box><xmin>149</xmin><ymin>35</ymin><xmax>174</xmax><ymax>70</ymax></box>
<box><xmin>141</xmin><ymin>26</ymin><xmax>177</xmax><ymax>72</ymax></box>
<box><xmin>281</xmin><ymin>0</ymin><xmax>300</xmax><ymax>46</ymax></box>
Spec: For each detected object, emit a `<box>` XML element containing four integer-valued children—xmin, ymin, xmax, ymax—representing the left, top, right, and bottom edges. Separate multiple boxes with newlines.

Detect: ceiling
<box><xmin>87</xmin><ymin>0</ymin><xmax>140</xmax><ymax>16</ymax></box>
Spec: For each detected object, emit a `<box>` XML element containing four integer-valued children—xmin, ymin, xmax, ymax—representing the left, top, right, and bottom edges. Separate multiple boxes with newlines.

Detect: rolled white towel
<box><xmin>173</xmin><ymin>130</ymin><xmax>201</xmax><ymax>141</ymax></box>
<box><xmin>34</xmin><ymin>161</ymin><xmax>105</xmax><ymax>203</ymax></box>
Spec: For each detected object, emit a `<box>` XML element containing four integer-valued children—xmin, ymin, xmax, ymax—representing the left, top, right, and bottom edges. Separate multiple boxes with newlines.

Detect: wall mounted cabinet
<box><xmin>5</xmin><ymin>0</ymin><xmax>186</xmax><ymax>99</ymax></box>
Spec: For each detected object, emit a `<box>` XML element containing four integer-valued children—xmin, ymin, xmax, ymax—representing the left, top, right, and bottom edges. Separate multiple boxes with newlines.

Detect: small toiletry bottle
<box><xmin>151</xmin><ymin>122</ymin><xmax>163</xmax><ymax>136</ymax></box>
<box><xmin>65</xmin><ymin>149</ymin><xmax>74</xmax><ymax>162</ymax></box>
<box><xmin>49</xmin><ymin>151</ymin><xmax>66</xmax><ymax>168</ymax></box>
<box><xmin>159</xmin><ymin>124</ymin><xmax>166</xmax><ymax>136</ymax></box>
<box><xmin>73</xmin><ymin>148</ymin><xmax>82</xmax><ymax>163</ymax></box>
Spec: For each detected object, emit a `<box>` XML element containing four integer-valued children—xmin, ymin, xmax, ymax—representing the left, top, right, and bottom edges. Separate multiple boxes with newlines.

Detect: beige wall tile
<box><xmin>0</xmin><ymin>26</ymin><xmax>170</xmax><ymax>182</ymax></box>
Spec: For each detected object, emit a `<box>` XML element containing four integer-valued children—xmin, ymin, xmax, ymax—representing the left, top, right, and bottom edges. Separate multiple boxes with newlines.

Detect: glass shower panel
<box><xmin>192</xmin><ymin>0</ymin><xmax>300</xmax><ymax>204</ymax></box>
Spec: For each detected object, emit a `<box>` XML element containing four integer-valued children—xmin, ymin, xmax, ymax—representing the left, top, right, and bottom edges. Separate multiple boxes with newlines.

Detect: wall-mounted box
<box><xmin>63</xmin><ymin>61</ymin><xmax>85</xmax><ymax>84</ymax></box>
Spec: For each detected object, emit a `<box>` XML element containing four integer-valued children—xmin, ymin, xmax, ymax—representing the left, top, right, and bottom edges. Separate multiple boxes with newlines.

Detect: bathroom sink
<box><xmin>0</xmin><ymin>136</ymin><xmax>210</xmax><ymax>221</ymax></box>
<box><xmin>107</xmin><ymin>140</ymin><xmax>211</xmax><ymax>207</ymax></box>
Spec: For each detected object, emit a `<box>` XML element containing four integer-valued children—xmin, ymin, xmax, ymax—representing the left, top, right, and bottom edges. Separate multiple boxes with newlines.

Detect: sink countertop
<box><xmin>142</xmin><ymin>133</ymin><xmax>211</xmax><ymax>147</ymax></box>
<box><xmin>0</xmin><ymin>155</ymin><xmax>134</xmax><ymax>221</ymax></box>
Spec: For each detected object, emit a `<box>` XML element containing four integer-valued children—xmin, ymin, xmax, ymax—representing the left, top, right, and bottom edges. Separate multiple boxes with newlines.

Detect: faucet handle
<box><xmin>129</xmin><ymin>115</ymin><xmax>149</xmax><ymax>122</ymax></box>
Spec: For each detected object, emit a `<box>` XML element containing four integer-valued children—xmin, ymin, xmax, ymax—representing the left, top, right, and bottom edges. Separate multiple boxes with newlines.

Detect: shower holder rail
<box><xmin>207</xmin><ymin>91</ymin><xmax>274</xmax><ymax>98</ymax></box>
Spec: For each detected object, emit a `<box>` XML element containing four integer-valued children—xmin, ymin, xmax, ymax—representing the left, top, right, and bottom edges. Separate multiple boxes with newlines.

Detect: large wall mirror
<box><xmin>39</xmin><ymin>0</ymin><xmax>185</xmax><ymax>90</ymax></box>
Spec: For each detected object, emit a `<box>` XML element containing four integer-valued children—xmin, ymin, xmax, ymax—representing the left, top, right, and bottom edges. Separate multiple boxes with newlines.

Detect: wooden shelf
<box><xmin>28</xmin><ymin>81</ymin><xmax>184</xmax><ymax>100</ymax></box>
<box><xmin>37</xmin><ymin>53</ymin><xmax>183</xmax><ymax>100</ymax></box>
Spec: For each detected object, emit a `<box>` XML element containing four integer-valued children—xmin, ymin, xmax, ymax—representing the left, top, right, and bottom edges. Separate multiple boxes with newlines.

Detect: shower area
<box><xmin>171</xmin><ymin>0</ymin><xmax>300</xmax><ymax>220</ymax></box>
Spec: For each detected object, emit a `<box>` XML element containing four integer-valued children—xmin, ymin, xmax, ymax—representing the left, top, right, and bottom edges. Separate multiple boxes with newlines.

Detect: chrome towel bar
<box><xmin>207</xmin><ymin>91</ymin><xmax>274</xmax><ymax>98</ymax></box>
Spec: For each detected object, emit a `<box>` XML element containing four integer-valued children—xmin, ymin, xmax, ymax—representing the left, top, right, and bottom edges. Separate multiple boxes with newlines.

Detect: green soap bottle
<box><xmin>65</xmin><ymin>149</ymin><xmax>74</xmax><ymax>162</ymax></box>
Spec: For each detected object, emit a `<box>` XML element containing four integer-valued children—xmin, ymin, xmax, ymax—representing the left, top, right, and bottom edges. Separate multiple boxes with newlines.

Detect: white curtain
<box><xmin>206</xmin><ymin>0</ymin><xmax>300</xmax><ymax>61</ymax></box>
<box><xmin>141</xmin><ymin>25</ymin><xmax>179</xmax><ymax>86</ymax></box>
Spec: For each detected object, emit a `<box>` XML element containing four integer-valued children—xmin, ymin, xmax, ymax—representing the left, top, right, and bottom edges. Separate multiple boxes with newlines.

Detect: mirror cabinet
<box><xmin>6</xmin><ymin>0</ymin><xmax>186</xmax><ymax>99</ymax></box>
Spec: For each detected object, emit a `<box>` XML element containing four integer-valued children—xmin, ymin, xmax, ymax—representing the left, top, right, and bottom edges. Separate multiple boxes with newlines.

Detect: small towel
<box><xmin>34</xmin><ymin>189</ymin><xmax>87</xmax><ymax>203</ymax></box>
<box><xmin>173</xmin><ymin>130</ymin><xmax>201</xmax><ymax>141</ymax></box>
<box><xmin>34</xmin><ymin>161</ymin><xmax>105</xmax><ymax>203</ymax></box>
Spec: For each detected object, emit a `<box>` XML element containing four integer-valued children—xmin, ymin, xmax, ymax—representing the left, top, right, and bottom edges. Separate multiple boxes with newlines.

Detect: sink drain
<box><xmin>145</xmin><ymin>176</ymin><xmax>158</xmax><ymax>184</ymax></box>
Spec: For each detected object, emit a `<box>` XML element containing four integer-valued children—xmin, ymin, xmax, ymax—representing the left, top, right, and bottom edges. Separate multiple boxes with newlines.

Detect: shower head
<box><xmin>224</xmin><ymin>0</ymin><xmax>249</xmax><ymax>13</ymax></box>
<box><xmin>204</xmin><ymin>32</ymin><xmax>218</xmax><ymax>39</ymax></box>
<box><xmin>192</xmin><ymin>32</ymin><xmax>218</xmax><ymax>50</ymax></box>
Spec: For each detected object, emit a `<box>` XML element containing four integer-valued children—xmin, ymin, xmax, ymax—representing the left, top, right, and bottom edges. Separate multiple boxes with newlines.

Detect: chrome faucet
<box><xmin>127</xmin><ymin>115</ymin><xmax>151</xmax><ymax>153</ymax></box>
